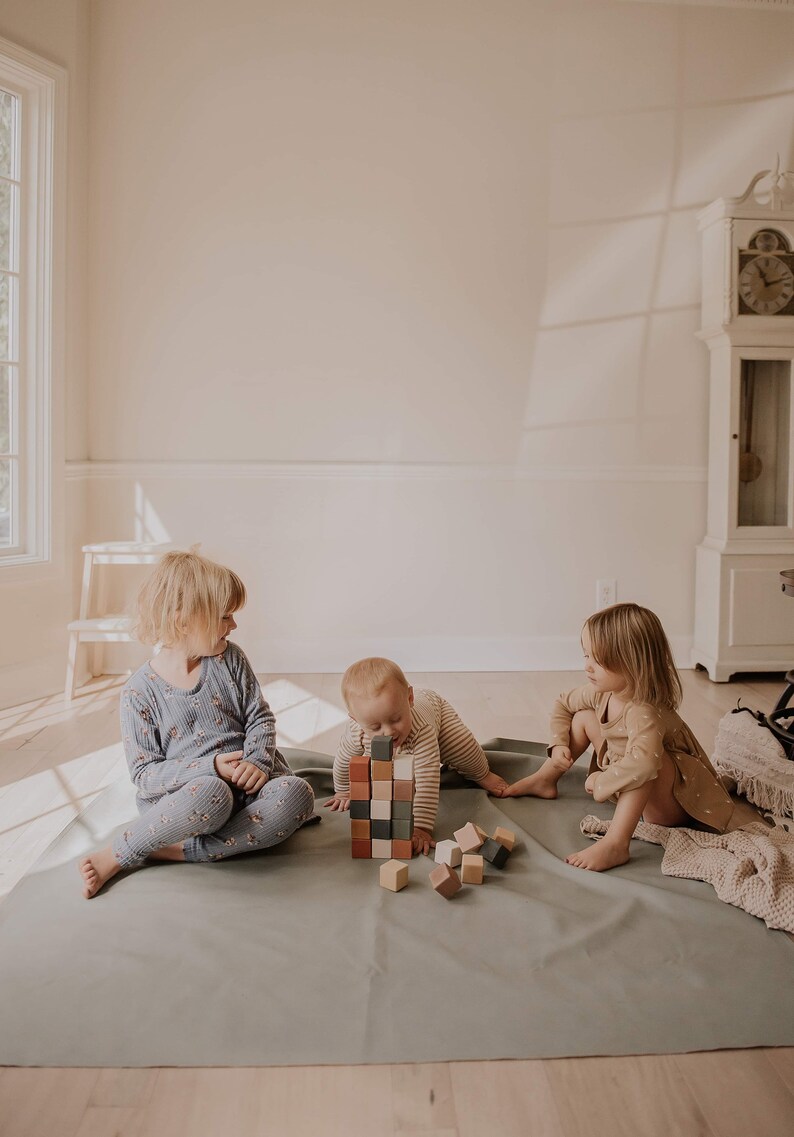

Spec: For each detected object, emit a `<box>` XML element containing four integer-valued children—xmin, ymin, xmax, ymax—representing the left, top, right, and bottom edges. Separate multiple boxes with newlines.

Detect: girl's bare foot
<box><xmin>503</xmin><ymin>770</ymin><xmax>560</xmax><ymax>799</ymax></box>
<box><xmin>476</xmin><ymin>771</ymin><xmax>509</xmax><ymax>796</ymax></box>
<box><xmin>565</xmin><ymin>840</ymin><xmax>630</xmax><ymax>872</ymax></box>
<box><xmin>79</xmin><ymin>847</ymin><xmax>122</xmax><ymax>898</ymax></box>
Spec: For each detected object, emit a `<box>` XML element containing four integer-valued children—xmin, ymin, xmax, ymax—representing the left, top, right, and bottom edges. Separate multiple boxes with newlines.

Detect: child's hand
<box><xmin>214</xmin><ymin>750</ymin><xmax>244</xmax><ymax>781</ymax></box>
<box><xmin>584</xmin><ymin>772</ymin><xmax>597</xmax><ymax>796</ymax></box>
<box><xmin>550</xmin><ymin>745</ymin><xmax>573</xmax><ymax>772</ymax></box>
<box><xmin>323</xmin><ymin>792</ymin><xmax>351</xmax><ymax>811</ymax></box>
<box><xmin>412</xmin><ymin>827</ymin><xmax>435</xmax><ymax>856</ymax></box>
<box><xmin>230</xmin><ymin>760</ymin><xmax>269</xmax><ymax>795</ymax></box>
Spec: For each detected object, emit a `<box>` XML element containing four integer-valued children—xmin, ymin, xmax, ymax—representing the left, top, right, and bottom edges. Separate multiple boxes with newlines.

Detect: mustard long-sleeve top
<box><xmin>548</xmin><ymin>685</ymin><xmax>734</xmax><ymax>832</ymax></box>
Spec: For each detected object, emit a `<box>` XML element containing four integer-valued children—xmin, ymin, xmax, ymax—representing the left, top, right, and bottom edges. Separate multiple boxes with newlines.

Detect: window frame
<box><xmin>0</xmin><ymin>36</ymin><xmax>67</xmax><ymax>567</ymax></box>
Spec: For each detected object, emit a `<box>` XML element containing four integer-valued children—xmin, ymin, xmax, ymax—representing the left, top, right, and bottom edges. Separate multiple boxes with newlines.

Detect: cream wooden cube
<box><xmin>370</xmin><ymin>799</ymin><xmax>391</xmax><ymax>821</ymax></box>
<box><xmin>393</xmin><ymin>755</ymin><xmax>414</xmax><ymax>780</ymax></box>
<box><xmin>371</xmin><ymin>838</ymin><xmax>392</xmax><ymax>859</ymax></box>
<box><xmin>461</xmin><ymin>854</ymin><xmax>484</xmax><ymax>884</ymax></box>
<box><xmin>380</xmin><ymin>859</ymin><xmax>409</xmax><ymax>892</ymax></box>
<box><xmin>434</xmin><ymin>840</ymin><xmax>462</xmax><ymax>867</ymax></box>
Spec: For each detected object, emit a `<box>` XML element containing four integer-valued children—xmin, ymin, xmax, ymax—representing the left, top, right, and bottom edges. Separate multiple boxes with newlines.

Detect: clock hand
<box><xmin>763</xmin><ymin>277</ymin><xmax>789</xmax><ymax>287</ymax></box>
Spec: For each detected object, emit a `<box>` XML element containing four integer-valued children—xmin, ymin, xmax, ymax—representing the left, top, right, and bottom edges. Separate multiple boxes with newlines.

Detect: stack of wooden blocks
<box><xmin>349</xmin><ymin>735</ymin><xmax>415</xmax><ymax>859</ymax></box>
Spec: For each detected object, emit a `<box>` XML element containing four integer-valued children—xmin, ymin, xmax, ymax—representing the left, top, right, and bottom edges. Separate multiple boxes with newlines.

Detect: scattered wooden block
<box><xmin>493</xmin><ymin>827</ymin><xmax>516</xmax><ymax>851</ymax></box>
<box><xmin>393</xmin><ymin>780</ymin><xmax>414</xmax><ymax>801</ymax></box>
<box><xmin>391</xmin><ymin>839</ymin><xmax>413</xmax><ymax>859</ymax></box>
<box><xmin>434</xmin><ymin>840</ymin><xmax>462</xmax><ymax>867</ymax></box>
<box><xmin>380</xmin><ymin>859</ymin><xmax>409</xmax><ymax>892</ymax></box>
<box><xmin>371</xmin><ymin>838</ymin><xmax>392</xmax><ymax>859</ymax></box>
<box><xmin>461</xmin><ymin>853</ymin><xmax>484</xmax><ymax>884</ymax></box>
<box><xmin>350</xmin><ymin>819</ymin><xmax>370</xmax><ymax>840</ymax></box>
<box><xmin>481</xmin><ymin>837</ymin><xmax>510</xmax><ymax>868</ymax></box>
<box><xmin>429</xmin><ymin>862</ymin><xmax>462</xmax><ymax>899</ymax></box>
<box><xmin>372</xmin><ymin>780</ymin><xmax>393</xmax><ymax>801</ymax></box>
<box><xmin>351</xmin><ymin>839</ymin><xmax>371</xmax><ymax>858</ymax></box>
<box><xmin>474</xmin><ymin>823</ymin><xmax>488</xmax><ymax>843</ymax></box>
<box><xmin>454</xmin><ymin>822</ymin><xmax>484</xmax><ymax>853</ymax></box>
<box><xmin>370</xmin><ymin>736</ymin><xmax>394</xmax><ymax>761</ymax></box>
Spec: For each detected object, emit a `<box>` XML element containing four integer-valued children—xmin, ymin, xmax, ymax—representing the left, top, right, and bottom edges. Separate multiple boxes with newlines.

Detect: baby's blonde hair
<box><xmin>585</xmin><ymin>602</ymin><xmax>682</xmax><ymax>711</ymax></box>
<box><xmin>341</xmin><ymin>657</ymin><xmax>409</xmax><ymax>708</ymax></box>
<box><xmin>135</xmin><ymin>550</ymin><xmax>246</xmax><ymax>652</ymax></box>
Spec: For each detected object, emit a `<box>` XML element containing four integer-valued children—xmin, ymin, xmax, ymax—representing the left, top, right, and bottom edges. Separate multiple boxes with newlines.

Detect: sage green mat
<box><xmin>1</xmin><ymin>740</ymin><xmax>792</xmax><ymax>1067</ymax></box>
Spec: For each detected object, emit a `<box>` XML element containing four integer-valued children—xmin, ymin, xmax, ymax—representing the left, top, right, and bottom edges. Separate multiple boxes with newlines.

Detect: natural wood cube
<box><xmin>429</xmin><ymin>862</ymin><xmax>461</xmax><ymax>899</ymax></box>
<box><xmin>371</xmin><ymin>760</ymin><xmax>393</xmax><ymax>781</ymax></box>
<box><xmin>380</xmin><ymin>859</ymin><xmax>409</xmax><ymax>892</ymax></box>
<box><xmin>393</xmin><ymin>780</ymin><xmax>414</xmax><ymax>801</ymax></box>
<box><xmin>372</xmin><ymin>780</ymin><xmax>393</xmax><ymax>801</ymax></box>
<box><xmin>461</xmin><ymin>854</ymin><xmax>484</xmax><ymax>884</ymax></box>
<box><xmin>454</xmin><ymin>822</ymin><xmax>484</xmax><ymax>853</ymax></box>
<box><xmin>493</xmin><ymin>827</ymin><xmax>516</xmax><ymax>851</ymax></box>
<box><xmin>350</xmin><ymin>819</ymin><xmax>370</xmax><ymax>840</ymax></box>
<box><xmin>434</xmin><ymin>840</ymin><xmax>462</xmax><ymax>867</ymax></box>
<box><xmin>474</xmin><ymin>823</ymin><xmax>488</xmax><ymax>842</ymax></box>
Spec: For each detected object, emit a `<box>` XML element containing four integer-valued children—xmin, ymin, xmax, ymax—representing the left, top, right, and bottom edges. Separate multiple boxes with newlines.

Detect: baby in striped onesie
<box><xmin>325</xmin><ymin>658</ymin><xmax>509</xmax><ymax>855</ymax></box>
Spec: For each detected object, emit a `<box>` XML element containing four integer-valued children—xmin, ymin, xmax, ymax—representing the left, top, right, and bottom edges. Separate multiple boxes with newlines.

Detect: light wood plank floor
<box><xmin>0</xmin><ymin>668</ymin><xmax>792</xmax><ymax>1137</ymax></box>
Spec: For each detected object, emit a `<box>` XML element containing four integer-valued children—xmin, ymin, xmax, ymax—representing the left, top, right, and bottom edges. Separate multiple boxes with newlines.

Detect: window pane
<box><xmin>0</xmin><ymin>273</ymin><xmax>9</xmax><ymax>360</ymax></box>
<box><xmin>0</xmin><ymin>364</ymin><xmax>9</xmax><ymax>454</ymax></box>
<box><xmin>0</xmin><ymin>180</ymin><xmax>11</xmax><ymax>271</ymax></box>
<box><xmin>0</xmin><ymin>91</ymin><xmax>14</xmax><ymax>179</ymax></box>
<box><xmin>0</xmin><ymin>458</ymin><xmax>10</xmax><ymax>548</ymax></box>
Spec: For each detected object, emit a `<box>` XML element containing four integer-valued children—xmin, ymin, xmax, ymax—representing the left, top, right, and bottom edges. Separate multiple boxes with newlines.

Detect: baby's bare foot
<box><xmin>79</xmin><ymin>847</ymin><xmax>122</xmax><ymax>898</ymax></box>
<box><xmin>477</xmin><ymin>771</ymin><xmax>509</xmax><ymax>797</ymax></box>
<box><xmin>504</xmin><ymin>771</ymin><xmax>559</xmax><ymax>799</ymax></box>
<box><xmin>565</xmin><ymin>841</ymin><xmax>630</xmax><ymax>872</ymax></box>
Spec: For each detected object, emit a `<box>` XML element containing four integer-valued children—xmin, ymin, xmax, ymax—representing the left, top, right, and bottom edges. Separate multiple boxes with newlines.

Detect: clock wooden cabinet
<box><xmin>692</xmin><ymin>164</ymin><xmax>794</xmax><ymax>681</ymax></box>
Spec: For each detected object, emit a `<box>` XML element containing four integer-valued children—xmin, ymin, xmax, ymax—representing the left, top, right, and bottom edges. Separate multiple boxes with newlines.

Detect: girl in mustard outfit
<box><xmin>505</xmin><ymin>603</ymin><xmax>734</xmax><ymax>872</ymax></box>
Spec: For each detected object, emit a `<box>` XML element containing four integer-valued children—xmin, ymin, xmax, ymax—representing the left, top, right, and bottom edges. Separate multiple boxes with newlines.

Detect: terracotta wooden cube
<box><xmin>349</xmin><ymin>800</ymin><xmax>370</xmax><ymax>820</ymax></box>
<box><xmin>370</xmin><ymin>736</ymin><xmax>394</xmax><ymax>761</ymax></box>
<box><xmin>493</xmin><ymin>827</ymin><xmax>516</xmax><ymax>851</ymax></box>
<box><xmin>349</xmin><ymin>756</ymin><xmax>370</xmax><ymax>782</ymax></box>
<box><xmin>350</xmin><ymin>819</ymin><xmax>370</xmax><ymax>840</ymax></box>
<box><xmin>454</xmin><ymin>822</ymin><xmax>484</xmax><ymax>853</ymax></box>
<box><xmin>434</xmin><ymin>840</ymin><xmax>462</xmax><ymax>868</ymax></box>
<box><xmin>349</xmin><ymin>781</ymin><xmax>371</xmax><ymax>801</ymax></box>
<box><xmin>393</xmin><ymin>755</ymin><xmax>414</xmax><ymax>780</ymax></box>
<box><xmin>370</xmin><ymin>799</ymin><xmax>391</xmax><ymax>820</ymax></box>
<box><xmin>380</xmin><ymin>859</ymin><xmax>409</xmax><ymax>892</ymax></box>
<box><xmin>372</xmin><ymin>780</ymin><xmax>393</xmax><ymax>801</ymax></box>
<box><xmin>481</xmin><ymin>837</ymin><xmax>510</xmax><ymax>868</ymax></box>
<box><xmin>371</xmin><ymin>838</ymin><xmax>392</xmax><ymax>859</ymax></box>
<box><xmin>393</xmin><ymin>780</ymin><xmax>414</xmax><ymax>802</ymax></box>
<box><xmin>461</xmin><ymin>854</ymin><xmax>484</xmax><ymax>884</ymax></box>
<box><xmin>351</xmin><ymin>839</ymin><xmax>371</xmax><ymax>859</ymax></box>
<box><xmin>429</xmin><ymin>862</ymin><xmax>461</xmax><ymax>899</ymax></box>
<box><xmin>391</xmin><ymin>839</ymin><xmax>413</xmax><ymax>859</ymax></box>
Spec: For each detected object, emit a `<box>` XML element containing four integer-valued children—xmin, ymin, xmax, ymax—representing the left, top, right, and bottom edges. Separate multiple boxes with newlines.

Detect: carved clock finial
<box><xmin>726</xmin><ymin>156</ymin><xmax>794</xmax><ymax>211</ymax></box>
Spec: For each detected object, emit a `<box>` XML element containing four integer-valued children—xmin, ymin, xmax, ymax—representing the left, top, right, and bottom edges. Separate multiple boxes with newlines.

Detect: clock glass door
<box><xmin>738</xmin><ymin>359</ymin><xmax>791</xmax><ymax>527</ymax></box>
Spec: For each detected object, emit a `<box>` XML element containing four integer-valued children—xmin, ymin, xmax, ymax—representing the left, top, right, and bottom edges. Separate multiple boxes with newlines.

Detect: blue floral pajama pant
<box><xmin>112</xmin><ymin>774</ymin><xmax>315</xmax><ymax>868</ymax></box>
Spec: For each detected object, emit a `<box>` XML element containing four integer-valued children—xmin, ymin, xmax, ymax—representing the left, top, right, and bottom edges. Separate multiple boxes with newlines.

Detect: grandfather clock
<box><xmin>692</xmin><ymin>160</ymin><xmax>794</xmax><ymax>681</ymax></box>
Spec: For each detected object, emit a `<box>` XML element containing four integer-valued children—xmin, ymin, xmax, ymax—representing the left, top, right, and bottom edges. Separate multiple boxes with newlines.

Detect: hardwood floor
<box><xmin>0</xmin><ymin>668</ymin><xmax>792</xmax><ymax>1137</ymax></box>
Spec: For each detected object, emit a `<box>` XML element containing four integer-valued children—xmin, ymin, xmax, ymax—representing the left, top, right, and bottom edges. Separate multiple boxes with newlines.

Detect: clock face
<box><xmin>738</xmin><ymin>255</ymin><xmax>794</xmax><ymax>315</ymax></box>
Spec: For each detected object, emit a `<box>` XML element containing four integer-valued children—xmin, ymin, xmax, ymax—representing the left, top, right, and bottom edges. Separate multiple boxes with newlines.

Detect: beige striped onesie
<box><xmin>333</xmin><ymin>688</ymin><xmax>490</xmax><ymax>833</ymax></box>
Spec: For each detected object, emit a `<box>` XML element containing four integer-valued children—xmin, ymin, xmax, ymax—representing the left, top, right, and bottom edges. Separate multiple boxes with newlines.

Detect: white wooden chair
<box><xmin>65</xmin><ymin>541</ymin><xmax>173</xmax><ymax>703</ymax></box>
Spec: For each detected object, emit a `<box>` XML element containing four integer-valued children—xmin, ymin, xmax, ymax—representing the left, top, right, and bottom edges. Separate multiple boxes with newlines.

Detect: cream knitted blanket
<box><xmin>580</xmin><ymin>815</ymin><xmax>794</xmax><ymax>934</ymax></box>
<box><xmin>711</xmin><ymin>710</ymin><xmax>794</xmax><ymax>819</ymax></box>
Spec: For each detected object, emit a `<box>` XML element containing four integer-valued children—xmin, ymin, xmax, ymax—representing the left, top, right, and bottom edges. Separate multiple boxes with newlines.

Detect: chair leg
<box><xmin>64</xmin><ymin>633</ymin><xmax>80</xmax><ymax>705</ymax></box>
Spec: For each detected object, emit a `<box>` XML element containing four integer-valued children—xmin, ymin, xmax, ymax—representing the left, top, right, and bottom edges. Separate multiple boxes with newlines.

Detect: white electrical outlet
<box><xmin>596</xmin><ymin>579</ymin><xmax>617</xmax><ymax>609</ymax></box>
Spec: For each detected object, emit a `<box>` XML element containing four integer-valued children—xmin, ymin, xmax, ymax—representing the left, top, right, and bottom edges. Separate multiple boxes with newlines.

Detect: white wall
<box><xmin>0</xmin><ymin>0</ymin><xmax>89</xmax><ymax>708</ymax></box>
<box><xmin>3</xmin><ymin>0</ymin><xmax>794</xmax><ymax>703</ymax></box>
<box><xmin>79</xmin><ymin>0</ymin><xmax>794</xmax><ymax>677</ymax></box>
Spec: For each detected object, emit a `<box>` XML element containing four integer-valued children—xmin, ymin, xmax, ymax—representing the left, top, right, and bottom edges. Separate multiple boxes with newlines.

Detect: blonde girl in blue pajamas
<box><xmin>79</xmin><ymin>551</ymin><xmax>315</xmax><ymax>898</ymax></box>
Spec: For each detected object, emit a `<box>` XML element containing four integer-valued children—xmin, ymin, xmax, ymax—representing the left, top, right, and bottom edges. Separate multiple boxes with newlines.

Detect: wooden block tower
<box><xmin>349</xmin><ymin>735</ymin><xmax>414</xmax><ymax>859</ymax></box>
